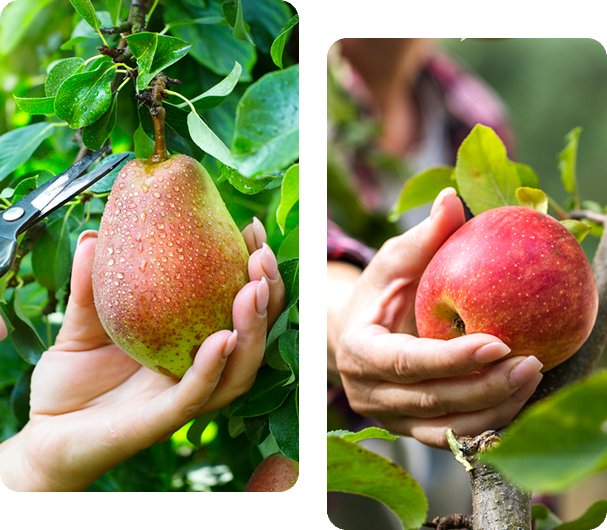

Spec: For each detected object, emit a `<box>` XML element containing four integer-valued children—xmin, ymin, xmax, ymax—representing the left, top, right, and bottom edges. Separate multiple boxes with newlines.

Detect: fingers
<box><xmin>135</xmin><ymin>330</ymin><xmax>238</xmax><ymax>443</ymax></box>
<box><xmin>355</xmin><ymin>355</ymin><xmax>543</xmax><ymax>419</ymax></box>
<box><xmin>242</xmin><ymin>217</ymin><xmax>266</xmax><ymax>255</ymax></box>
<box><xmin>387</xmin><ymin>373</ymin><xmax>543</xmax><ymax>449</ymax></box>
<box><xmin>339</xmin><ymin>328</ymin><xmax>514</xmax><ymax>384</ymax></box>
<box><xmin>242</xmin><ymin>217</ymin><xmax>286</xmax><ymax>327</ymax></box>
<box><xmin>201</xmin><ymin>279</ymin><xmax>269</xmax><ymax>412</ymax></box>
<box><xmin>52</xmin><ymin>230</ymin><xmax>112</xmax><ymax>350</ymax></box>
<box><xmin>248</xmin><ymin>243</ymin><xmax>286</xmax><ymax>327</ymax></box>
<box><xmin>362</xmin><ymin>188</ymin><xmax>465</xmax><ymax>291</ymax></box>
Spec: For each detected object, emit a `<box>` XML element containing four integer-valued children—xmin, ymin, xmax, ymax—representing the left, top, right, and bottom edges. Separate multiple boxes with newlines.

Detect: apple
<box><xmin>415</xmin><ymin>206</ymin><xmax>598</xmax><ymax>371</ymax></box>
<box><xmin>244</xmin><ymin>453</ymin><xmax>299</xmax><ymax>492</ymax></box>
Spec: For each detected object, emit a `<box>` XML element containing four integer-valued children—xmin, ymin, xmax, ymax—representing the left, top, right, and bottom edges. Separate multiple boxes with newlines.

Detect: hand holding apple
<box><xmin>328</xmin><ymin>188</ymin><xmax>544</xmax><ymax>449</ymax></box>
<box><xmin>415</xmin><ymin>206</ymin><xmax>598</xmax><ymax>372</ymax></box>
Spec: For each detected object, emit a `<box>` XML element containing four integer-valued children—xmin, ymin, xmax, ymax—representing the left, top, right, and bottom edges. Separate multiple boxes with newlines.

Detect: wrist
<box><xmin>0</xmin><ymin>424</ymin><xmax>89</xmax><ymax>492</ymax></box>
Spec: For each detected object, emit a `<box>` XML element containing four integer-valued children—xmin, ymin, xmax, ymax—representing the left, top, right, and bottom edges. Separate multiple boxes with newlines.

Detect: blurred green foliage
<box><xmin>442</xmin><ymin>38</ymin><xmax>607</xmax><ymax>259</ymax></box>
<box><xmin>0</xmin><ymin>0</ymin><xmax>298</xmax><ymax>492</ymax></box>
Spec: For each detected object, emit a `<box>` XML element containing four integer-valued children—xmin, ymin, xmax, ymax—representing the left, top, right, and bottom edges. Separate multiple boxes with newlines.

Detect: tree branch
<box><xmin>458</xmin><ymin>226</ymin><xmax>607</xmax><ymax>528</ymax></box>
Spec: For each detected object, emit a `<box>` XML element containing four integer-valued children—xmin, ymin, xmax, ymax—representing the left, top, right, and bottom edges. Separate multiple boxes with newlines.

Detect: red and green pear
<box><xmin>244</xmin><ymin>453</ymin><xmax>299</xmax><ymax>492</ymax></box>
<box><xmin>92</xmin><ymin>154</ymin><xmax>249</xmax><ymax>378</ymax></box>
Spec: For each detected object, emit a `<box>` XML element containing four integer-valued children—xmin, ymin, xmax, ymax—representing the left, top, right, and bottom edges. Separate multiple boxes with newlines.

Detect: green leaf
<box><xmin>228</xmin><ymin>366</ymin><xmax>293</xmax><ymax>417</ymax></box>
<box><xmin>81</xmin><ymin>92</ymin><xmax>118</xmax><ymax>150</ymax></box>
<box><xmin>61</xmin><ymin>11</ymin><xmax>113</xmax><ymax>50</ymax></box>
<box><xmin>388</xmin><ymin>165</ymin><xmax>455</xmax><ymax>222</ymax></box>
<box><xmin>232</xmin><ymin>64</ymin><xmax>299</xmax><ymax>177</ymax></box>
<box><xmin>556</xmin><ymin>500</ymin><xmax>607</xmax><ymax>530</ymax></box>
<box><xmin>0</xmin><ymin>0</ymin><xmax>53</xmax><ymax>55</ymax></box>
<box><xmin>455</xmin><ymin>124</ymin><xmax>521</xmax><ymax>215</ymax></box>
<box><xmin>106</xmin><ymin>0</ymin><xmax>122</xmax><ymax>25</ymax></box>
<box><xmin>187</xmin><ymin>111</ymin><xmax>233</xmax><ymax>166</ymax></box>
<box><xmin>270</xmin><ymin>14</ymin><xmax>298</xmax><ymax>68</ymax></box>
<box><xmin>516</xmin><ymin>187</ymin><xmax>548</xmax><ymax>213</ymax></box>
<box><xmin>223</xmin><ymin>0</ymin><xmax>255</xmax><ymax>45</ymax></box>
<box><xmin>514</xmin><ymin>162</ymin><xmax>540</xmax><ymax>189</ymax></box>
<box><xmin>217</xmin><ymin>161</ymin><xmax>275</xmax><ymax>194</ymax></box>
<box><xmin>0</xmin><ymin>122</ymin><xmax>54</xmax><ymax>185</ymax></box>
<box><xmin>10</xmin><ymin>367</ymin><xmax>33</xmax><ymax>426</ymax></box>
<box><xmin>0</xmin><ymin>303</ymin><xmax>14</xmax><ymax>335</ymax></box>
<box><xmin>6</xmin><ymin>289</ymin><xmax>45</xmax><ymax>364</ymax></box>
<box><xmin>276</xmin><ymin>164</ymin><xmax>298</xmax><ymax>234</ymax></box>
<box><xmin>176</xmin><ymin>62</ymin><xmax>242</xmax><ymax>111</ymax></box>
<box><xmin>11</xmin><ymin>175</ymin><xmax>38</xmax><ymax>203</ymax></box>
<box><xmin>328</xmin><ymin>427</ymin><xmax>399</xmax><ymax>443</ymax></box>
<box><xmin>133</xmin><ymin>123</ymin><xmax>154</xmax><ymax>159</ymax></box>
<box><xmin>269</xmin><ymin>389</ymin><xmax>298</xmax><ymax>461</ymax></box>
<box><xmin>327</xmin><ymin>436</ymin><xmax>428</xmax><ymax>530</ymax></box>
<box><xmin>170</xmin><ymin>20</ymin><xmax>256</xmax><ymax>81</ymax></box>
<box><xmin>243</xmin><ymin>414</ymin><xmax>270</xmax><ymax>444</ymax></box>
<box><xmin>532</xmin><ymin>504</ymin><xmax>562</xmax><ymax>530</ymax></box>
<box><xmin>558</xmin><ymin>127</ymin><xmax>582</xmax><ymax>197</ymax></box>
<box><xmin>54</xmin><ymin>61</ymin><xmax>116</xmax><ymax>129</ymax></box>
<box><xmin>186</xmin><ymin>411</ymin><xmax>219</xmax><ymax>448</ymax></box>
<box><xmin>277</xmin><ymin>226</ymin><xmax>298</xmax><ymax>263</ymax></box>
<box><xmin>278</xmin><ymin>258</ymin><xmax>299</xmax><ymax>311</ymax></box>
<box><xmin>560</xmin><ymin>219</ymin><xmax>592</xmax><ymax>243</ymax></box>
<box><xmin>46</xmin><ymin>57</ymin><xmax>85</xmax><ymax>97</ymax></box>
<box><xmin>126</xmin><ymin>33</ymin><xmax>192</xmax><ymax>90</ymax></box>
<box><xmin>14</xmin><ymin>96</ymin><xmax>55</xmax><ymax>115</ymax></box>
<box><xmin>278</xmin><ymin>329</ymin><xmax>298</xmax><ymax>379</ymax></box>
<box><xmin>69</xmin><ymin>0</ymin><xmax>102</xmax><ymax>30</ymax></box>
<box><xmin>480</xmin><ymin>371</ymin><xmax>607</xmax><ymax>493</ymax></box>
<box><xmin>31</xmin><ymin>217</ymin><xmax>72</xmax><ymax>292</ymax></box>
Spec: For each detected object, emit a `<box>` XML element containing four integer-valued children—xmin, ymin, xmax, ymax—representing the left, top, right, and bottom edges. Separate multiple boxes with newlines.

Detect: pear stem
<box><xmin>147</xmin><ymin>74</ymin><xmax>169</xmax><ymax>164</ymax></box>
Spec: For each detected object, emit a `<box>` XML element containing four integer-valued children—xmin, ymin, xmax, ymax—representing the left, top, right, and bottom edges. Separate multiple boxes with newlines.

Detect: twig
<box><xmin>424</xmin><ymin>515</ymin><xmax>472</xmax><ymax>530</ymax></box>
<box><xmin>567</xmin><ymin>209</ymin><xmax>607</xmax><ymax>226</ymax></box>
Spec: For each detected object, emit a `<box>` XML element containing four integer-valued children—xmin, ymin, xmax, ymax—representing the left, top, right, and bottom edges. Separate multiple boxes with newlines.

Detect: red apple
<box><xmin>244</xmin><ymin>453</ymin><xmax>299</xmax><ymax>492</ymax></box>
<box><xmin>415</xmin><ymin>206</ymin><xmax>598</xmax><ymax>371</ymax></box>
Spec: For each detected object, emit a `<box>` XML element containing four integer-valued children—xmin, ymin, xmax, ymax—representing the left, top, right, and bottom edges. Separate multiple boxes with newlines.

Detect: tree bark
<box><xmin>470</xmin><ymin>463</ymin><xmax>531</xmax><ymax>530</ymax></box>
<box><xmin>466</xmin><ymin>226</ymin><xmax>607</xmax><ymax>529</ymax></box>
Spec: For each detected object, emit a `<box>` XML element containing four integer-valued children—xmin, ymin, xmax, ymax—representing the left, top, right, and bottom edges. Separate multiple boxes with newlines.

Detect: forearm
<box><xmin>327</xmin><ymin>260</ymin><xmax>363</xmax><ymax>385</ymax></box>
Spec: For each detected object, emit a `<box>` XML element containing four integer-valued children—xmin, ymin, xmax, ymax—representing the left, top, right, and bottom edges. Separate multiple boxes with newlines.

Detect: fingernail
<box><xmin>252</xmin><ymin>217</ymin><xmax>266</xmax><ymax>250</ymax></box>
<box><xmin>508</xmin><ymin>356</ymin><xmax>543</xmax><ymax>388</ymax></box>
<box><xmin>473</xmin><ymin>342</ymin><xmax>511</xmax><ymax>364</ymax></box>
<box><xmin>255</xmin><ymin>277</ymin><xmax>269</xmax><ymax>316</ymax></box>
<box><xmin>260</xmin><ymin>243</ymin><xmax>279</xmax><ymax>280</ymax></box>
<box><xmin>512</xmin><ymin>372</ymin><xmax>543</xmax><ymax>402</ymax></box>
<box><xmin>430</xmin><ymin>187</ymin><xmax>456</xmax><ymax>220</ymax></box>
<box><xmin>222</xmin><ymin>331</ymin><xmax>238</xmax><ymax>359</ymax></box>
<box><xmin>77</xmin><ymin>230</ymin><xmax>98</xmax><ymax>247</ymax></box>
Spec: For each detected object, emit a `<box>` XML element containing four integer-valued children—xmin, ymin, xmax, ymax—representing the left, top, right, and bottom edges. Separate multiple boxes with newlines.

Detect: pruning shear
<box><xmin>0</xmin><ymin>146</ymin><xmax>129</xmax><ymax>278</ymax></box>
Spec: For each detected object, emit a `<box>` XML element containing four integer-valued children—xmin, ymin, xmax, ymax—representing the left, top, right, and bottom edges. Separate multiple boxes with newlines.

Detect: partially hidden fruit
<box><xmin>92</xmin><ymin>154</ymin><xmax>249</xmax><ymax>378</ymax></box>
<box><xmin>415</xmin><ymin>206</ymin><xmax>598</xmax><ymax>371</ymax></box>
<box><xmin>244</xmin><ymin>453</ymin><xmax>299</xmax><ymax>492</ymax></box>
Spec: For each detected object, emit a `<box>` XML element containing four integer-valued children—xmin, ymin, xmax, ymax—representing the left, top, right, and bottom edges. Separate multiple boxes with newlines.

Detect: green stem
<box><xmin>165</xmin><ymin>89</ymin><xmax>196</xmax><ymax>114</ymax></box>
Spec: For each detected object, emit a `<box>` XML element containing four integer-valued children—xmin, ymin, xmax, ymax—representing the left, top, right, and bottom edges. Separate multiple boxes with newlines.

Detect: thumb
<box><xmin>52</xmin><ymin>230</ymin><xmax>112</xmax><ymax>350</ymax></box>
<box><xmin>363</xmin><ymin>188</ymin><xmax>465</xmax><ymax>289</ymax></box>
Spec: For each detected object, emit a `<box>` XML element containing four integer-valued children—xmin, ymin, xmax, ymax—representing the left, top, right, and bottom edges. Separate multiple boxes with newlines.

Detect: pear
<box><xmin>244</xmin><ymin>453</ymin><xmax>299</xmax><ymax>492</ymax></box>
<box><xmin>92</xmin><ymin>154</ymin><xmax>249</xmax><ymax>378</ymax></box>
